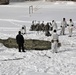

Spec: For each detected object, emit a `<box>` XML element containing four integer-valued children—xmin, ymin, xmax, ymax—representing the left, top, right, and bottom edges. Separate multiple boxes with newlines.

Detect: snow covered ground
<box><xmin>0</xmin><ymin>1</ymin><xmax>76</xmax><ymax>75</ymax></box>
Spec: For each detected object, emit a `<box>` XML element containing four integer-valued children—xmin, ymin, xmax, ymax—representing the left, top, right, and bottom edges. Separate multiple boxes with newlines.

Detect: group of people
<box><xmin>51</xmin><ymin>18</ymin><xmax>74</xmax><ymax>53</ymax></box>
<box><xmin>60</xmin><ymin>18</ymin><xmax>74</xmax><ymax>37</ymax></box>
<box><xmin>30</xmin><ymin>18</ymin><xmax>74</xmax><ymax>37</ymax></box>
<box><xmin>16</xmin><ymin>18</ymin><xmax>74</xmax><ymax>53</ymax></box>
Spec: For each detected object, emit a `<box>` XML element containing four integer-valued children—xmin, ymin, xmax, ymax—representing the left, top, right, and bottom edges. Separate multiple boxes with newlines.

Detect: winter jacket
<box><xmin>21</xmin><ymin>25</ymin><xmax>26</xmax><ymax>34</ymax></box>
<box><xmin>45</xmin><ymin>23</ymin><xmax>50</xmax><ymax>31</ymax></box>
<box><xmin>68</xmin><ymin>21</ymin><xmax>74</xmax><ymax>29</ymax></box>
<box><xmin>61</xmin><ymin>21</ymin><xmax>67</xmax><ymax>28</ymax></box>
<box><xmin>51</xmin><ymin>32</ymin><xmax>59</xmax><ymax>53</ymax></box>
<box><xmin>52</xmin><ymin>22</ymin><xmax>57</xmax><ymax>30</ymax></box>
<box><xmin>16</xmin><ymin>34</ymin><xmax>24</xmax><ymax>44</ymax></box>
<box><xmin>52</xmin><ymin>32</ymin><xmax>59</xmax><ymax>42</ymax></box>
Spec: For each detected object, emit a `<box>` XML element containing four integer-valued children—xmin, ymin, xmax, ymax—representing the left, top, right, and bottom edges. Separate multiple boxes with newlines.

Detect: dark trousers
<box><xmin>18</xmin><ymin>43</ymin><xmax>24</xmax><ymax>52</ymax></box>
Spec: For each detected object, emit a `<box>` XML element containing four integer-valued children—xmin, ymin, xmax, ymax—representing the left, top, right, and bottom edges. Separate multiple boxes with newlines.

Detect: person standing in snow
<box><xmin>35</xmin><ymin>21</ymin><xmax>41</xmax><ymax>34</ymax></box>
<box><xmin>45</xmin><ymin>22</ymin><xmax>50</xmax><ymax>32</ymax></box>
<box><xmin>52</xmin><ymin>20</ymin><xmax>57</xmax><ymax>31</ymax></box>
<box><xmin>21</xmin><ymin>25</ymin><xmax>26</xmax><ymax>35</ymax></box>
<box><xmin>49</xmin><ymin>22</ymin><xmax>53</xmax><ymax>31</ymax></box>
<box><xmin>60</xmin><ymin>18</ymin><xmax>67</xmax><ymax>35</ymax></box>
<box><xmin>68</xmin><ymin>19</ymin><xmax>74</xmax><ymax>37</ymax></box>
<box><xmin>45</xmin><ymin>22</ymin><xmax>51</xmax><ymax>36</ymax></box>
<box><xmin>16</xmin><ymin>31</ymin><xmax>25</xmax><ymax>52</ymax></box>
<box><xmin>23</xmin><ymin>25</ymin><xmax>26</xmax><ymax>34</ymax></box>
<box><xmin>51</xmin><ymin>30</ymin><xmax>59</xmax><ymax>53</ymax></box>
<box><xmin>30</xmin><ymin>20</ymin><xmax>35</xmax><ymax>31</ymax></box>
<box><xmin>41</xmin><ymin>21</ymin><xmax>45</xmax><ymax>32</ymax></box>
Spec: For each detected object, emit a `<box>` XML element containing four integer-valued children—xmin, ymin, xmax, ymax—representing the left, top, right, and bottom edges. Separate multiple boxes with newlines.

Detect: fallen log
<box><xmin>0</xmin><ymin>38</ymin><xmax>51</xmax><ymax>50</ymax></box>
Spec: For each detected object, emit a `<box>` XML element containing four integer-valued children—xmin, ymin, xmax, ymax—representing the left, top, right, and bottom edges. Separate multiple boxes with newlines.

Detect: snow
<box><xmin>0</xmin><ymin>1</ymin><xmax>76</xmax><ymax>75</ymax></box>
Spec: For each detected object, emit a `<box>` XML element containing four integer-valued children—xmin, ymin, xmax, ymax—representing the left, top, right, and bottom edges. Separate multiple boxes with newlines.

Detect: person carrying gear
<box><xmin>51</xmin><ymin>30</ymin><xmax>59</xmax><ymax>53</ymax></box>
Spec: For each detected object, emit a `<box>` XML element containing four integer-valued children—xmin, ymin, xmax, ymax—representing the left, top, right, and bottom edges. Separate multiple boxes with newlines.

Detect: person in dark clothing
<box><xmin>45</xmin><ymin>22</ymin><xmax>51</xmax><ymax>36</ymax></box>
<box><xmin>45</xmin><ymin>22</ymin><xmax>50</xmax><ymax>31</ymax></box>
<box><xmin>16</xmin><ymin>31</ymin><xmax>25</xmax><ymax>52</ymax></box>
<box><xmin>41</xmin><ymin>21</ymin><xmax>45</xmax><ymax>32</ymax></box>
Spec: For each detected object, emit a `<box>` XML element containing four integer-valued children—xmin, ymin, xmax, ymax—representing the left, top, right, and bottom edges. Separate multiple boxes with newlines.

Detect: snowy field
<box><xmin>0</xmin><ymin>1</ymin><xmax>76</xmax><ymax>75</ymax></box>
